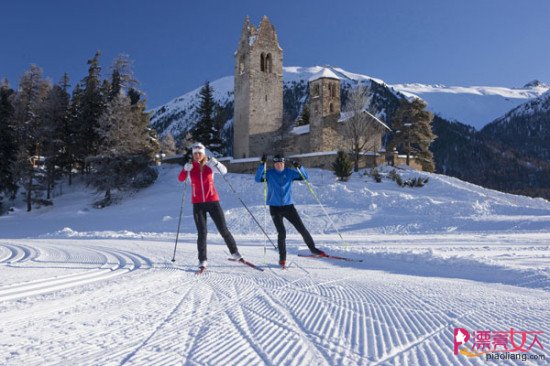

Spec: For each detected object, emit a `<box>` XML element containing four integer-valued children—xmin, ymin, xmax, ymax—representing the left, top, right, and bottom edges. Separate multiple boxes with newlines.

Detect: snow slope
<box><xmin>390</xmin><ymin>82</ymin><xmax>549</xmax><ymax>130</ymax></box>
<box><xmin>1</xmin><ymin>165</ymin><xmax>549</xmax><ymax>365</ymax></box>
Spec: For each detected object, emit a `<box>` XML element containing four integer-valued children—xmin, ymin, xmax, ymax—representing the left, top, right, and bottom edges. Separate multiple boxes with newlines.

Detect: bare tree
<box><xmin>342</xmin><ymin>85</ymin><xmax>387</xmax><ymax>171</ymax></box>
<box><xmin>160</xmin><ymin>133</ymin><xmax>177</xmax><ymax>156</ymax></box>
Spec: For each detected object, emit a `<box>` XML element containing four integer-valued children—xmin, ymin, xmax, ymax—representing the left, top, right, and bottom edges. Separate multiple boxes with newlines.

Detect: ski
<box><xmin>196</xmin><ymin>267</ymin><xmax>206</xmax><ymax>275</ymax></box>
<box><xmin>228</xmin><ymin>258</ymin><xmax>264</xmax><ymax>272</ymax></box>
<box><xmin>298</xmin><ymin>254</ymin><xmax>363</xmax><ymax>262</ymax></box>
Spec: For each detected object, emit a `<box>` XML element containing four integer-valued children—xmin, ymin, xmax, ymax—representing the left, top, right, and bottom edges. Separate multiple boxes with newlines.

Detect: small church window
<box><xmin>331</xmin><ymin>83</ymin><xmax>337</xmax><ymax>97</ymax></box>
<box><xmin>266</xmin><ymin>53</ymin><xmax>273</xmax><ymax>73</ymax></box>
<box><xmin>329</xmin><ymin>103</ymin><xmax>334</xmax><ymax>113</ymax></box>
<box><xmin>260</xmin><ymin>53</ymin><xmax>266</xmax><ymax>72</ymax></box>
<box><xmin>314</xmin><ymin>84</ymin><xmax>320</xmax><ymax>96</ymax></box>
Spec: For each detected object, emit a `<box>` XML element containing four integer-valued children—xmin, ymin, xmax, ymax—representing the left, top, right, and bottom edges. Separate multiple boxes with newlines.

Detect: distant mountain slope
<box><xmin>432</xmin><ymin>90</ymin><xmax>550</xmax><ymax>199</ymax></box>
<box><xmin>391</xmin><ymin>80</ymin><xmax>549</xmax><ymax>130</ymax></box>
<box><xmin>480</xmin><ymin>89</ymin><xmax>550</xmax><ymax>161</ymax></box>
<box><xmin>149</xmin><ymin>76</ymin><xmax>234</xmax><ymax>139</ymax></box>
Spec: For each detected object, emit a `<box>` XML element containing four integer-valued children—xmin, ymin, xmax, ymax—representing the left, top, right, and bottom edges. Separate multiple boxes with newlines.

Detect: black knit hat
<box><xmin>272</xmin><ymin>154</ymin><xmax>285</xmax><ymax>163</ymax></box>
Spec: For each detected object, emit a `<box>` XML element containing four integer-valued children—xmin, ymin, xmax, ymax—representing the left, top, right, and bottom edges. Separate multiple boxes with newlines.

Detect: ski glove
<box><xmin>206</xmin><ymin>157</ymin><xmax>219</xmax><ymax>168</ymax></box>
<box><xmin>184</xmin><ymin>162</ymin><xmax>193</xmax><ymax>171</ymax></box>
<box><xmin>292</xmin><ymin>160</ymin><xmax>301</xmax><ymax>169</ymax></box>
<box><xmin>260</xmin><ymin>153</ymin><xmax>267</xmax><ymax>164</ymax></box>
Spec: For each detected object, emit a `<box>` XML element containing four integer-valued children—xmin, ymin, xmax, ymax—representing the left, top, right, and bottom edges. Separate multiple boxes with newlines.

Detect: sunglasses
<box><xmin>273</xmin><ymin>158</ymin><xmax>285</xmax><ymax>163</ymax></box>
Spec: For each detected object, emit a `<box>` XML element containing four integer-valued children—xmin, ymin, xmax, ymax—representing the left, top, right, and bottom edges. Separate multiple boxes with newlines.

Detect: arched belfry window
<box><xmin>314</xmin><ymin>84</ymin><xmax>320</xmax><ymax>96</ymax></box>
<box><xmin>328</xmin><ymin>83</ymin><xmax>332</xmax><ymax>96</ymax></box>
<box><xmin>331</xmin><ymin>83</ymin><xmax>337</xmax><ymax>97</ymax></box>
<box><xmin>329</xmin><ymin>103</ymin><xmax>334</xmax><ymax>113</ymax></box>
<box><xmin>260</xmin><ymin>53</ymin><xmax>266</xmax><ymax>72</ymax></box>
<box><xmin>266</xmin><ymin>53</ymin><xmax>273</xmax><ymax>73</ymax></box>
<box><xmin>239</xmin><ymin>55</ymin><xmax>245</xmax><ymax>75</ymax></box>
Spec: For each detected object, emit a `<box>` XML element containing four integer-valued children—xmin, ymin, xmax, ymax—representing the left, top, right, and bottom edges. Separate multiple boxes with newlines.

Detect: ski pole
<box><xmin>294</xmin><ymin>165</ymin><xmax>348</xmax><ymax>246</ymax></box>
<box><xmin>171</xmin><ymin>179</ymin><xmax>187</xmax><ymax>262</ymax></box>
<box><xmin>263</xmin><ymin>160</ymin><xmax>268</xmax><ymax>260</ymax></box>
<box><xmin>213</xmin><ymin>162</ymin><xmax>278</xmax><ymax>250</ymax></box>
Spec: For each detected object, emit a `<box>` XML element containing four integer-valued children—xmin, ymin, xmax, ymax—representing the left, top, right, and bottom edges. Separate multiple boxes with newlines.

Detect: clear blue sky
<box><xmin>2</xmin><ymin>0</ymin><xmax>549</xmax><ymax>108</ymax></box>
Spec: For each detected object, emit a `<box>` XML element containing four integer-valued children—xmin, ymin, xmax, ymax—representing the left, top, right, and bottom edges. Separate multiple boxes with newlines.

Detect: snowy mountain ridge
<box><xmin>149</xmin><ymin>65</ymin><xmax>549</xmax><ymax>137</ymax></box>
<box><xmin>390</xmin><ymin>80</ymin><xmax>548</xmax><ymax>129</ymax></box>
<box><xmin>486</xmin><ymin>88</ymin><xmax>550</xmax><ymax>126</ymax></box>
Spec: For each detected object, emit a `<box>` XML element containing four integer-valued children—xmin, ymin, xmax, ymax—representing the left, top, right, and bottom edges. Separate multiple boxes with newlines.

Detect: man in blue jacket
<box><xmin>255</xmin><ymin>154</ymin><xmax>326</xmax><ymax>267</ymax></box>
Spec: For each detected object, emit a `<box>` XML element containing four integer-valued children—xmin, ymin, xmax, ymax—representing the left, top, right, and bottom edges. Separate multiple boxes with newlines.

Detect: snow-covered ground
<box><xmin>1</xmin><ymin>165</ymin><xmax>549</xmax><ymax>365</ymax></box>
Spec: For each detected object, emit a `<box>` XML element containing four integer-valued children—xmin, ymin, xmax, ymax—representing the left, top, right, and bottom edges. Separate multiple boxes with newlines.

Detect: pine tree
<box><xmin>39</xmin><ymin>75</ymin><xmax>71</xmax><ymax>199</ymax></box>
<box><xmin>65</xmin><ymin>83</ymin><xmax>83</xmax><ymax>184</ymax></box>
<box><xmin>89</xmin><ymin>56</ymin><xmax>158</xmax><ymax>206</ymax></box>
<box><xmin>297</xmin><ymin>104</ymin><xmax>310</xmax><ymax>126</ymax></box>
<box><xmin>191</xmin><ymin>81</ymin><xmax>222</xmax><ymax>154</ymax></box>
<box><xmin>77</xmin><ymin>51</ymin><xmax>106</xmax><ymax>173</ymax></box>
<box><xmin>389</xmin><ymin>98</ymin><xmax>436</xmax><ymax>172</ymax></box>
<box><xmin>332</xmin><ymin>150</ymin><xmax>353</xmax><ymax>181</ymax></box>
<box><xmin>0</xmin><ymin>80</ymin><xmax>17</xmax><ymax>213</ymax></box>
<box><xmin>10</xmin><ymin>65</ymin><xmax>51</xmax><ymax>211</ymax></box>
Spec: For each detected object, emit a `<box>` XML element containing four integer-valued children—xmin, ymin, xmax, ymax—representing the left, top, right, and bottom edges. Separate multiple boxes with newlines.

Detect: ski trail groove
<box><xmin>0</xmin><ymin>244</ymin><xmax>151</xmax><ymax>302</ymax></box>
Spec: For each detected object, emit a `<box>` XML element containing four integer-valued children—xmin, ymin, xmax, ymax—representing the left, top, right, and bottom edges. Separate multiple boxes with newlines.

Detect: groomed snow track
<box><xmin>0</xmin><ymin>238</ymin><xmax>548</xmax><ymax>366</ymax></box>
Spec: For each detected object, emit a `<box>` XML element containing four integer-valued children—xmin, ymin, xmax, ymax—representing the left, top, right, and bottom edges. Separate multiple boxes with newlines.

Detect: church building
<box><xmin>233</xmin><ymin>16</ymin><xmax>390</xmax><ymax>163</ymax></box>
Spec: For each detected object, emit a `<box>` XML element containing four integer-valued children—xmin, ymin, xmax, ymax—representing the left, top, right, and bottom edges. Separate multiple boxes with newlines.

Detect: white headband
<box><xmin>192</xmin><ymin>143</ymin><xmax>205</xmax><ymax>154</ymax></box>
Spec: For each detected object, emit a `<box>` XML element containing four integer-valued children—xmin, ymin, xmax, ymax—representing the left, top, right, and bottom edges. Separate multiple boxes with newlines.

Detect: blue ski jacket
<box><xmin>255</xmin><ymin>164</ymin><xmax>308</xmax><ymax>206</ymax></box>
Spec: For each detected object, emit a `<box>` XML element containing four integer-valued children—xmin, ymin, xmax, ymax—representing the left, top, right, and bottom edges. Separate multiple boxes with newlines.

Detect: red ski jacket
<box><xmin>178</xmin><ymin>161</ymin><xmax>224</xmax><ymax>204</ymax></box>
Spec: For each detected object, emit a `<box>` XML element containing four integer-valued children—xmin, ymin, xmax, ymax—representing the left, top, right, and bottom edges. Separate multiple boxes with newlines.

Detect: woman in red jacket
<box><xmin>178</xmin><ymin>142</ymin><xmax>242</xmax><ymax>269</ymax></box>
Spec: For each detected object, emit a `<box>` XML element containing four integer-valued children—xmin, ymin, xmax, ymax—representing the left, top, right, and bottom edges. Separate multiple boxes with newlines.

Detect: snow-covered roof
<box><xmin>338</xmin><ymin>110</ymin><xmax>391</xmax><ymax>131</ymax></box>
<box><xmin>309</xmin><ymin>68</ymin><xmax>340</xmax><ymax>82</ymax></box>
<box><xmin>290</xmin><ymin>124</ymin><xmax>310</xmax><ymax>135</ymax></box>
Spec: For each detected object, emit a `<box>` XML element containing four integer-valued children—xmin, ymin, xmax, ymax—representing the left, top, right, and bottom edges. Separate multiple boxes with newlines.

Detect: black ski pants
<box><xmin>193</xmin><ymin>201</ymin><xmax>238</xmax><ymax>262</ymax></box>
<box><xmin>269</xmin><ymin>204</ymin><xmax>320</xmax><ymax>261</ymax></box>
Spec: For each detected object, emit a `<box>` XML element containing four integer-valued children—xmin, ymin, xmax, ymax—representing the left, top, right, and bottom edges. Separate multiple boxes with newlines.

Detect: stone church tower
<box><xmin>308</xmin><ymin>69</ymin><xmax>341</xmax><ymax>152</ymax></box>
<box><xmin>233</xmin><ymin>16</ymin><xmax>283</xmax><ymax>158</ymax></box>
